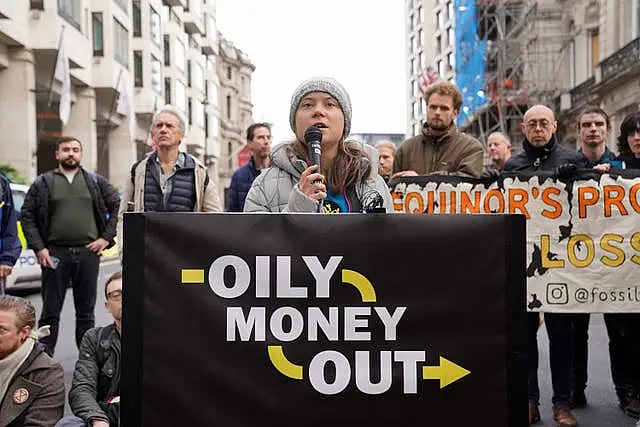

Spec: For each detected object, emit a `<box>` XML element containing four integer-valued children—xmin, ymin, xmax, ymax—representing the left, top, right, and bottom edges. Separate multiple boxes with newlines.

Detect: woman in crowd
<box><xmin>617</xmin><ymin>111</ymin><xmax>640</xmax><ymax>169</ymax></box>
<box><xmin>244</xmin><ymin>77</ymin><xmax>392</xmax><ymax>213</ymax></box>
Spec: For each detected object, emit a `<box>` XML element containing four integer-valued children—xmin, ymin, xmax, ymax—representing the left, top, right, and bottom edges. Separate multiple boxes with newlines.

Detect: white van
<box><xmin>5</xmin><ymin>183</ymin><xmax>41</xmax><ymax>290</ymax></box>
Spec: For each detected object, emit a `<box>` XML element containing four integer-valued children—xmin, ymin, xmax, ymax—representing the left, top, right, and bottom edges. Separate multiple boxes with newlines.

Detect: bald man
<box><xmin>504</xmin><ymin>105</ymin><xmax>586</xmax><ymax>427</ymax></box>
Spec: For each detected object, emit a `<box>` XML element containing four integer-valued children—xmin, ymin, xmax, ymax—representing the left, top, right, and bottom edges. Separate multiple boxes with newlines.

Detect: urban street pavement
<box><xmin>10</xmin><ymin>261</ymin><xmax>638</xmax><ymax>426</ymax></box>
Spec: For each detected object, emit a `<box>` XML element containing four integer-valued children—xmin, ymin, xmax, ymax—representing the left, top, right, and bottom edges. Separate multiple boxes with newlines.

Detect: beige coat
<box><xmin>116</xmin><ymin>152</ymin><xmax>222</xmax><ymax>258</ymax></box>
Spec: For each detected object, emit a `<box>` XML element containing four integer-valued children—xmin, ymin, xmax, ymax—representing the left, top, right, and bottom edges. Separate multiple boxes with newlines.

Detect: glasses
<box><xmin>106</xmin><ymin>289</ymin><xmax>123</xmax><ymax>301</ymax></box>
<box><xmin>525</xmin><ymin>120</ymin><xmax>553</xmax><ymax>130</ymax></box>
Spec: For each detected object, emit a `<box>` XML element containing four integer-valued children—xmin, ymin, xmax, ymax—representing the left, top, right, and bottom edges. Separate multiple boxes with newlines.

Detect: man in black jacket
<box><xmin>504</xmin><ymin>105</ymin><xmax>587</xmax><ymax>427</ymax></box>
<box><xmin>20</xmin><ymin>137</ymin><xmax>120</xmax><ymax>356</ymax></box>
<box><xmin>55</xmin><ymin>271</ymin><xmax>122</xmax><ymax>427</ymax></box>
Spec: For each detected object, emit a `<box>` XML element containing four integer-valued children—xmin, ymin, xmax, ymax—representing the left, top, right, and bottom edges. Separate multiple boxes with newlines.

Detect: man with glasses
<box><xmin>504</xmin><ymin>105</ymin><xmax>587</xmax><ymax>427</ymax></box>
<box><xmin>55</xmin><ymin>271</ymin><xmax>123</xmax><ymax>427</ymax></box>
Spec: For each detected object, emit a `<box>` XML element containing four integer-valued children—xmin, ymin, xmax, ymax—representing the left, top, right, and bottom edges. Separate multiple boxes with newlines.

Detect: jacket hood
<box><xmin>270</xmin><ymin>140</ymin><xmax>377</xmax><ymax>181</ymax></box>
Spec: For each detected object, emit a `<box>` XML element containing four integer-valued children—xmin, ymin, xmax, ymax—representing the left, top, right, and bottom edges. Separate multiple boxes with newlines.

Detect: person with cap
<box><xmin>243</xmin><ymin>77</ymin><xmax>392</xmax><ymax>213</ymax></box>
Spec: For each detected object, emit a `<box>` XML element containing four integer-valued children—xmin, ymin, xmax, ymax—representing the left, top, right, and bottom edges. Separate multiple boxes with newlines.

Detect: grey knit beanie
<box><xmin>289</xmin><ymin>77</ymin><xmax>352</xmax><ymax>138</ymax></box>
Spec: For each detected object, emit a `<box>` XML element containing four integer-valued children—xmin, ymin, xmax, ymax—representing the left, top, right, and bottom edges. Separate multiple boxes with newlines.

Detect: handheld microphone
<box><xmin>304</xmin><ymin>126</ymin><xmax>323</xmax><ymax>212</ymax></box>
<box><xmin>304</xmin><ymin>126</ymin><xmax>323</xmax><ymax>172</ymax></box>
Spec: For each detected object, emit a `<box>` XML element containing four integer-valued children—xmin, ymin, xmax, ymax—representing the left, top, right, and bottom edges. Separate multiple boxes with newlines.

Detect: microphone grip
<box><xmin>308</xmin><ymin>140</ymin><xmax>322</xmax><ymax>183</ymax></box>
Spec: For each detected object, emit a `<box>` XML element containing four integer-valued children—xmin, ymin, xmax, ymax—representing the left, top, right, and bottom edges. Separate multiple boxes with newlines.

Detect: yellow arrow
<box><xmin>422</xmin><ymin>356</ymin><xmax>470</xmax><ymax>389</ymax></box>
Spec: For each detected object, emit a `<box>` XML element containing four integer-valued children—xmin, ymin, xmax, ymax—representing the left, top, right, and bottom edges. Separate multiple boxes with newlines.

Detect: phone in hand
<box><xmin>49</xmin><ymin>256</ymin><xmax>60</xmax><ymax>270</ymax></box>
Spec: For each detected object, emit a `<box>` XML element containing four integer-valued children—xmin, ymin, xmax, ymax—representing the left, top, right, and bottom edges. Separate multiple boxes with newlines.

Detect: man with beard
<box><xmin>392</xmin><ymin>81</ymin><xmax>484</xmax><ymax>178</ymax></box>
<box><xmin>20</xmin><ymin>137</ymin><xmax>120</xmax><ymax>356</ymax></box>
<box><xmin>227</xmin><ymin>122</ymin><xmax>272</xmax><ymax>211</ymax></box>
<box><xmin>0</xmin><ymin>295</ymin><xmax>64</xmax><ymax>426</ymax></box>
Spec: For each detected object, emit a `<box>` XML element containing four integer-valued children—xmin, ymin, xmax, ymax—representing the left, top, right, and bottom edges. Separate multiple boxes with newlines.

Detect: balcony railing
<box><xmin>570</xmin><ymin>76</ymin><xmax>595</xmax><ymax>106</ymax></box>
<box><xmin>600</xmin><ymin>36</ymin><xmax>640</xmax><ymax>81</ymax></box>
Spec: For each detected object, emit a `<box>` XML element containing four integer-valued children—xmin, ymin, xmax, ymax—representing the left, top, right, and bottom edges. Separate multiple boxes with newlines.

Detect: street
<box><xmin>11</xmin><ymin>262</ymin><xmax>637</xmax><ymax>426</ymax></box>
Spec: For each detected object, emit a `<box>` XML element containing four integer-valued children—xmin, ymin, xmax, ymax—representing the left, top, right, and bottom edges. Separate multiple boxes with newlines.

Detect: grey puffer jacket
<box><xmin>244</xmin><ymin>142</ymin><xmax>393</xmax><ymax>213</ymax></box>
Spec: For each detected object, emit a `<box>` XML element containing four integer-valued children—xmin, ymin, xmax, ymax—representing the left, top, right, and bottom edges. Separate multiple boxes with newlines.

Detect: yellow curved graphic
<box><xmin>268</xmin><ymin>346</ymin><xmax>303</xmax><ymax>380</ymax></box>
<box><xmin>342</xmin><ymin>269</ymin><xmax>377</xmax><ymax>302</ymax></box>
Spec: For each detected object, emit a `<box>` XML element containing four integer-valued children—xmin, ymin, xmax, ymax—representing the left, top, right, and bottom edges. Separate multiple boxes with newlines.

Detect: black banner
<box><xmin>122</xmin><ymin>213</ymin><xmax>527</xmax><ymax>426</ymax></box>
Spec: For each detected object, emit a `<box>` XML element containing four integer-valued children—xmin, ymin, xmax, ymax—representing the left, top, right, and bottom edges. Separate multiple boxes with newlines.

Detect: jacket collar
<box><xmin>522</xmin><ymin>134</ymin><xmax>558</xmax><ymax>159</ymax></box>
<box><xmin>421</xmin><ymin>122</ymin><xmax>457</xmax><ymax>145</ymax></box>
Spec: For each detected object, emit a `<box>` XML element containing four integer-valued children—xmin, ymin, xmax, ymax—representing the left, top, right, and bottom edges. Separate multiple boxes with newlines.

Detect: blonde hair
<box><xmin>376</xmin><ymin>140</ymin><xmax>397</xmax><ymax>155</ymax></box>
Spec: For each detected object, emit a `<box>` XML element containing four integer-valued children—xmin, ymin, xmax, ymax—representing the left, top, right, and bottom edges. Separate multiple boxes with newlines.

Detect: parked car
<box><xmin>6</xmin><ymin>183</ymin><xmax>41</xmax><ymax>291</ymax></box>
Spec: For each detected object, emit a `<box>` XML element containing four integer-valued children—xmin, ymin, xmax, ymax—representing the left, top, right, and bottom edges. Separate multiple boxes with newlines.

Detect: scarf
<box><xmin>0</xmin><ymin>326</ymin><xmax>50</xmax><ymax>404</ymax></box>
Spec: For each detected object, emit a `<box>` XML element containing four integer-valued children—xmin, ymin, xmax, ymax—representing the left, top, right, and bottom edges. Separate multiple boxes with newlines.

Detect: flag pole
<box><xmin>37</xmin><ymin>26</ymin><xmax>66</xmax><ymax>140</ymax></box>
<box><xmin>99</xmin><ymin>68</ymin><xmax>124</xmax><ymax>161</ymax></box>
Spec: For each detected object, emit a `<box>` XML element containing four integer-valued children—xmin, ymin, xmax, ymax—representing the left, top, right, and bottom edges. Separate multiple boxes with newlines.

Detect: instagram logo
<box><xmin>546</xmin><ymin>283</ymin><xmax>569</xmax><ymax>305</ymax></box>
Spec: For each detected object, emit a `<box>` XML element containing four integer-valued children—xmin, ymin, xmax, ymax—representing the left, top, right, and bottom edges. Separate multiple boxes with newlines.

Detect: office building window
<box><xmin>226</xmin><ymin>95</ymin><xmax>231</xmax><ymax>120</ymax></box>
<box><xmin>189</xmin><ymin>0</ymin><xmax>203</xmax><ymax>18</ymax></box>
<box><xmin>132</xmin><ymin>1</ymin><xmax>141</xmax><ymax>37</ymax></box>
<box><xmin>30</xmin><ymin>0</ymin><xmax>45</xmax><ymax>10</ymax></box>
<box><xmin>418</xmin><ymin>6</ymin><xmax>424</xmax><ymax>24</ymax></box>
<box><xmin>448</xmin><ymin>1</ymin><xmax>454</xmax><ymax>23</ymax></box>
<box><xmin>164</xmin><ymin>78</ymin><xmax>172</xmax><ymax>104</ymax></box>
<box><xmin>447</xmin><ymin>52</ymin><xmax>454</xmax><ymax>73</ymax></box>
<box><xmin>410</xmin><ymin>36</ymin><xmax>415</xmax><ymax>53</ymax></box>
<box><xmin>436</xmin><ymin>11</ymin><xmax>443</xmax><ymax>30</ymax></box>
<box><xmin>150</xmin><ymin>5</ymin><xmax>161</xmax><ymax>46</ymax></box>
<box><xmin>188</xmin><ymin>98</ymin><xmax>193</xmax><ymax>125</ymax></box>
<box><xmin>412</xmin><ymin>79</ymin><xmax>418</xmax><ymax>98</ymax></box>
<box><xmin>58</xmin><ymin>0</ymin><xmax>81</xmax><ymax>29</ymax></box>
<box><xmin>134</xmin><ymin>50</ymin><xmax>143</xmax><ymax>87</ymax></box>
<box><xmin>92</xmin><ymin>12</ymin><xmax>104</xmax><ymax>56</ymax></box>
<box><xmin>436</xmin><ymin>35</ymin><xmax>441</xmax><ymax>54</ymax></box>
<box><xmin>209</xmin><ymin>81</ymin><xmax>218</xmax><ymax>105</ymax></box>
<box><xmin>151</xmin><ymin>55</ymin><xmax>162</xmax><ymax>94</ymax></box>
<box><xmin>175</xmin><ymin>38</ymin><xmax>186</xmax><ymax>72</ymax></box>
<box><xmin>163</xmin><ymin>35</ymin><xmax>171</xmax><ymax>66</ymax></box>
<box><xmin>175</xmin><ymin>79</ymin><xmax>186</xmax><ymax>112</ymax></box>
<box><xmin>589</xmin><ymin>31</ymin><xmax>599</xmax><ymax>76</ymax></box>
<box><xmin>193</xmin><ymin>63</ymin><xmax>204</xmax><ymax>91</ymax></box>
<box><xmin>113</xmin><ymin>0</ymin><xmax>128</xmax><ymax>14</ymax></box>
<box><xmin>409</xmin><ymin>13</ymin><xmax>414</xmax><ymax>31</ymax></box>
<box><xmin>448</xmin><ymin>27</ymin><xmax>455</xmax><ymax>46</ymax></box>
<box><xmin>438</xmin><ymin>59</ymin><xmax>445</xmax><ymax>77</ymax></box>
<box><xmin>113</xmin><ymin>18</ymin><xmax>129</xmax><ymax>67</ymax></box>
<box><xmin>227</xmin><ymin>66</ymin><xmax>232</xmax><ymax>80</ymax></box>
<box><xmin>187</xmin><ymin>60</ymin><xmax>192</xmax><ymax>87</ymax></box>
<box><xmin>195</xmin><ymin>99</ymin><xmax>205</xmax><ymax>128</ymax></box>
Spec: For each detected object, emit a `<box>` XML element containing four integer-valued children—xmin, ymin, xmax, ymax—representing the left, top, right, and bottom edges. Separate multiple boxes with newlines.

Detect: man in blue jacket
<box><xmin>226</xmin><ymin>122</ymin><xmax>272</xmax><ymax>211</ymax></box>
<box><xmin>0</xmin><ymin>174</ymin><xmax>21</xmax><ymax>294</ymax></box>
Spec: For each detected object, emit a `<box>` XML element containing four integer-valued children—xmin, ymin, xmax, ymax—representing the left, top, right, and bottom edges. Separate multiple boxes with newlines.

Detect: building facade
<box><xmin>405</xmin><ymin>0</ymin><xmax>456</xmax><ymax>138</ymax></box>
<box><xmin>0</xmin><ymin>0</ymin><xmax>252</xmax><ymax>202</ymax></box>
<box><xmin>555</xmin><ymin>0</ymin><xmax>640</xmax><ymax>151</ymax></box>
<box><xmin>216</xmin><ymin>33</ymin><xmax>254</xmax><ymax>200</ymax></box>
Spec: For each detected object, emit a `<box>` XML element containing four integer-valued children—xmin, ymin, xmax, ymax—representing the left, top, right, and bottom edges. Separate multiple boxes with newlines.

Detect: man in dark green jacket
<box><xmin>20</xmin><ymin>137</ymin><xmax>120</xmax><ymax>356</ymax></box>
<box><xmin>55</xmin><ymin>271</ymin><xmax>122</xmax><ymax>427</ymax></box>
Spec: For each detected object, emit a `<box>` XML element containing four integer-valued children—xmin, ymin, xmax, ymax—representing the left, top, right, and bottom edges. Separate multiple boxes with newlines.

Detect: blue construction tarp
<box><xmin>454</xmin><ymin>0</ymin><xmax>487</xmax><ymax>127</ymax></box>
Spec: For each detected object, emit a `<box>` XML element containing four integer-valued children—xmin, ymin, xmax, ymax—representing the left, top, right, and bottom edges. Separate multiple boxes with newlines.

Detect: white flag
<box><xmin>54</xmin><ymin>42</ymin><xmax>71</xmax><ymax>125</ymax></box>
<box><xmin>116</xmin><ymin>75</ymin><xmax>132</xmax><ymax>116</ymax></box>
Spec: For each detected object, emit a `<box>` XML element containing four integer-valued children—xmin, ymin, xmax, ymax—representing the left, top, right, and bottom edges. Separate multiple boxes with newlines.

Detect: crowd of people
<box><xmin>0</xmin><ymin>76</ymin><xmax>639</xmax><ymax>426</ymax></box>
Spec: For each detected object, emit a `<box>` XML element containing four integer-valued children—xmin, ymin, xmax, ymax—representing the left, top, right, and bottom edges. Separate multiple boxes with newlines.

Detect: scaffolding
<box><xmin>457</xmin><ymin>0</ymin><xmax>570</xmax><ymax>150</ymax></box>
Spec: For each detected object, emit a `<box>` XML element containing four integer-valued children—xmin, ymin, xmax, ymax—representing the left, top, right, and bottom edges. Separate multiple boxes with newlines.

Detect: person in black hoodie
<box><xmin>616</xmin><ymin>111</ymin><xmax>640</xmax><ymax>170</ymax></box>
<box><xmin>504</xmin><ymin>105</ymin><xmax>587</xmax><ymax>427</ymax></box>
